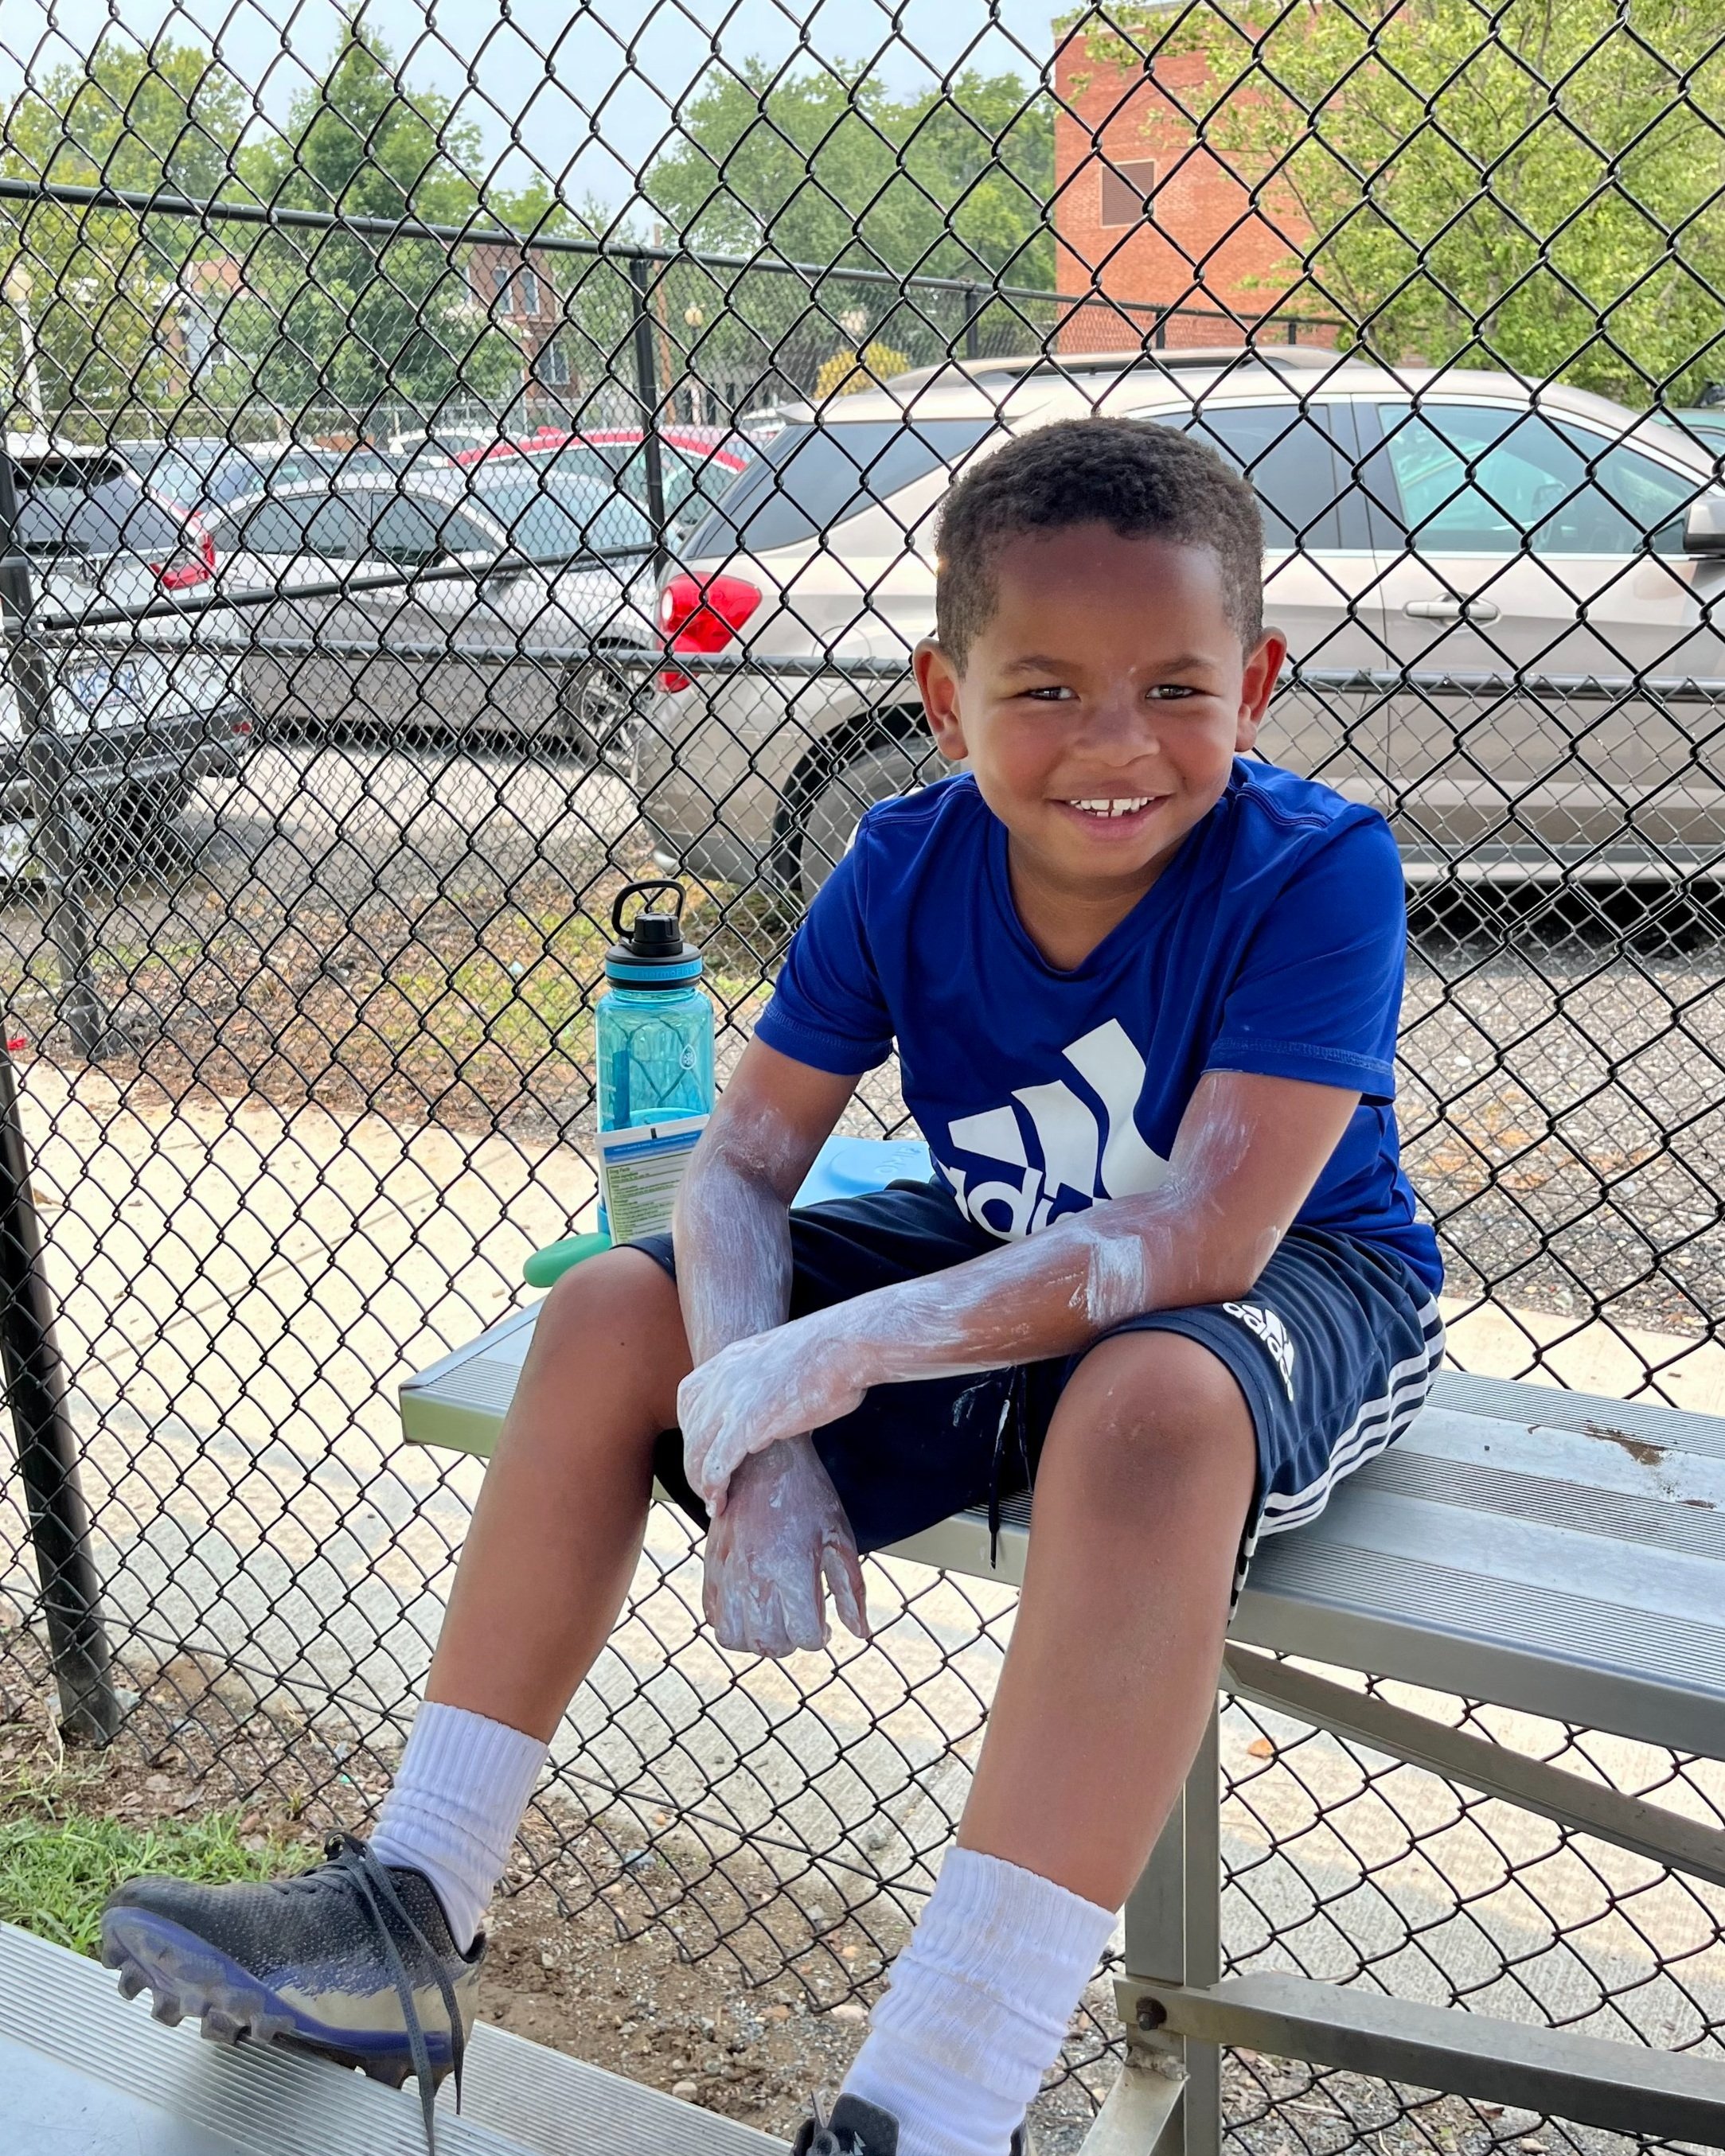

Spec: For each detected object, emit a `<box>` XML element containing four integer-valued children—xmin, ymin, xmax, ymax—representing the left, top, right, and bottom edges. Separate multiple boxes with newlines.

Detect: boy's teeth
<box><xmin>1070</xmin><ymin>797</ymin><xmax>1149</xmax><ymax>816</ymax></box>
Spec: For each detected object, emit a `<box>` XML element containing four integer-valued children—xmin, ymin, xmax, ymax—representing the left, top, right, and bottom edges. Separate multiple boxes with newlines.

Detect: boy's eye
<box><xmin>1022</xmin><ymin>684</ymin><xmax>1077</xmax><ymax>702</ymax></box>
<box><xmin>1147</xmin><ymin>684</ymin><xmax>1197</xmax><ymax>700</ymax></box>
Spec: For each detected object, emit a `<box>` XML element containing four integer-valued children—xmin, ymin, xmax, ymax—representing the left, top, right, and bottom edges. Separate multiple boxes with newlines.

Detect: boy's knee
<box><xmin>1052</xmin><ymin>1330</ymin><xmax>1253</xmax><ymax>1496</ymax></box>
<box><xmin>529</xmin><ymin>1247</ymin><xmax>689</xmax><ymax>1420</ymax></box>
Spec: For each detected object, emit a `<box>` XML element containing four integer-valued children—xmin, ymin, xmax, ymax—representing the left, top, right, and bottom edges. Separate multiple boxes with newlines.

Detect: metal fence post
<box><xmin>0</xmin><ymin>1033</ymin><xmax>118</xmax><ymax>1742</ymax></box>
<box><xmin>962</xmin><ymin>284</ymin><xmax>982</xmax><ymax>361</ymax></box>
<box><xmin>629</xmin><ymin>253</ymin><xmax>669</xmax><ymax>580</ymax></box>
<box><xmin>0</xmin><ymin>447</ymin><xmax>115</xmax><ymax>1060</ymax></box>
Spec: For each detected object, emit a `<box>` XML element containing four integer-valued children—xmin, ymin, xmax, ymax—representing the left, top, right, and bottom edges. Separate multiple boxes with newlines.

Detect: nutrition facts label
<box><xmin>596</xmin><ymin>1114</ymin><xmax>711</xmax><ymax>1241</ymax></box>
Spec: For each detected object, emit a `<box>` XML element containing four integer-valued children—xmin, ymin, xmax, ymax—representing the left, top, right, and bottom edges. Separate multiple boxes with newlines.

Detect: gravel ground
<box><xmin>2</xmin><ymin>1614</ymin><xmax>1708</xmax><ymax>2156</ymax></box>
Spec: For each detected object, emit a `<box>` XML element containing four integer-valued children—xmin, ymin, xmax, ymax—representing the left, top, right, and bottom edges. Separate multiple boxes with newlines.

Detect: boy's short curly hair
<box><xmin>934</xmin><ymin>416</ymin><xmax>1264</xmax><ymax>666</ymax></box>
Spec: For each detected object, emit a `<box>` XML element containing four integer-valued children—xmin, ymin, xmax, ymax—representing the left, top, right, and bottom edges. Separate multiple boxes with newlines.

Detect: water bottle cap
<box><xmin>606</xmin><ymin>879</ymin><xmax>704</xmax><ymax>987</ymax></box>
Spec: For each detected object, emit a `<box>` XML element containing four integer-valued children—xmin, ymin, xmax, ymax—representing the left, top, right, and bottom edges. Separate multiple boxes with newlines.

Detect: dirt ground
<box><xmin>0</xmin><ymin>1614</ymin><xmax>1596</xmax><ymax>2154</ymax></box>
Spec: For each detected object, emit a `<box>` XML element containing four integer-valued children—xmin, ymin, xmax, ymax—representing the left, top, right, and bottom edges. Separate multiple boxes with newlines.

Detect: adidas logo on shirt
<box><xmin>936</xmin><ymin>1018</ymin><xmax>1169</xmax><ymax>1239</ymax></box>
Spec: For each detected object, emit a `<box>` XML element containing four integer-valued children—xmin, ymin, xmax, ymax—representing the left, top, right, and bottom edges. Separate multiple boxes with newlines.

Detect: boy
<box><xmin>102</xmin><ymin>418</ymin><xmax>1443</xmax><ymax>2156</ymax></box>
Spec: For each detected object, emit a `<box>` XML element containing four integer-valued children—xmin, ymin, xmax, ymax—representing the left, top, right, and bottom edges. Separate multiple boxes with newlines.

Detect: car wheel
<box><xmin>798</xmin><ymin>737</ymin><xmax>926</xmax><ymax>905</ymax></box>
<box><xmin>556</xmin><ymin>657</ymin><xmax>638</xmax><ymax>770</ymax></box>
<box><xmin>96</xmin><ymin>780</ymin><xmax>195</xmax><ymax>867</ymax></box>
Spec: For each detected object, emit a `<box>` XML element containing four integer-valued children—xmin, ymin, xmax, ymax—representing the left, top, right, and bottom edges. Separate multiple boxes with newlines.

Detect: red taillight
<box><xmin>657</xmin><ymin>571</ymin><xmax>761</xmax><ymax>691</ymax></box>
<box><xmin>158</xmin><ymin>527</ymin><xmax>216</xmax><ymax>591</ymax></box>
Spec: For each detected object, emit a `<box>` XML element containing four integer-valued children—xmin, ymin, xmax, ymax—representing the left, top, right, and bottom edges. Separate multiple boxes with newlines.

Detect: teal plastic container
<box><xmin>593</xmin><ymin>879</ymin><xmax>714</xmax><ymax>1240</ymax></box>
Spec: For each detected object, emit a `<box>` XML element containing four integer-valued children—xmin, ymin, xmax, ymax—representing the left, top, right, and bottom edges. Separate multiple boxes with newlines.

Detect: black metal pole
<box><xmin>0</xmin><ymin>448</ymin><xmax>115</xmax><ymax>1059</ymax></box>
<box><xmin>963</xmin><ymin>284</ymin><xmax>982</xmax><ymax>361</ymax></box>
<box><xmin>0</xmin><ymin>1035</ymin><xmax>119</xmax><ymax>1741</ymax></box>
<box><xmin>629</xmin><ymin>254</ymin><xmax>669</xmax><ymax>582</ymax></box>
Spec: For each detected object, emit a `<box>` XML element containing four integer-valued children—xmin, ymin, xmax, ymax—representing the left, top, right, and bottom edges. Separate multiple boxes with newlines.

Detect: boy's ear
<box><xmin>1235</xmin><ymin>628</ymin><xmax>1287</xmax><ymax>753</ymax></box>
<box><xmin>915</xmin><ymin>639</ymin><xmax>968</xmax><ymax>762</ymax></box>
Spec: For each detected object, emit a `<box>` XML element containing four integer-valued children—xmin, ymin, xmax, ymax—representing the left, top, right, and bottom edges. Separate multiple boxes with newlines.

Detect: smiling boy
<box><xmin>103</xmin><ymin>419</ymin><xmax>1442</xmax><ymax>2156</ymax></box>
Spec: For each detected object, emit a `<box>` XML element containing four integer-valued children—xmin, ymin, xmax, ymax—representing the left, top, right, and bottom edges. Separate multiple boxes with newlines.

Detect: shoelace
<box><xmin>314</xmin><ymin>1834</ymin><xmax>466</xmax><ymax>2154</ymax></box>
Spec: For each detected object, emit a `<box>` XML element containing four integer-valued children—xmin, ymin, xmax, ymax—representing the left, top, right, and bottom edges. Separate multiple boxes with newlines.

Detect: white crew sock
<box><xmin>841</xmin><ymin>1848</ymin><xmax>1116</xmax><ymax>2156</ymax></box>
<box><xmin>369</xmin><ymin>1702</ymin><xmax>548</xmax><ymax>1952</ymax></box>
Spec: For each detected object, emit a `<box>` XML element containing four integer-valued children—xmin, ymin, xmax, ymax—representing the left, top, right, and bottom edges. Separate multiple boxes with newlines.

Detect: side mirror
<box><xmin>1683</xmin><ymin>493</ymin><xmax>1725</xmax><ymax>553</ymax></box>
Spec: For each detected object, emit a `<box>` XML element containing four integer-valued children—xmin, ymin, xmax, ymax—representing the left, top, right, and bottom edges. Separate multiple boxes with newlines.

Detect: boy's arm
<box><xmin>673</xmin><ymin>1037</ymin><xmax>854</xmax><ymax>1362</ymax></box>
<box><xmin>679</xmin><ymin>1068</ymin><xmax>1360</xmax><ymax>1511</ymax></box>
<box><xmin>671</xmin><ymin>1038</ymin><xmax>871</xmax><ymax>1653</ymax></box>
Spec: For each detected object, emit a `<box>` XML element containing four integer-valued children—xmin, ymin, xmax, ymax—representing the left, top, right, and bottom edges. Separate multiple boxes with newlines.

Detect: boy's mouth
<box><xmin>1052</xmin><ymin>793</ymin><xmax>1168</xmax><ymax>836</ymax></box>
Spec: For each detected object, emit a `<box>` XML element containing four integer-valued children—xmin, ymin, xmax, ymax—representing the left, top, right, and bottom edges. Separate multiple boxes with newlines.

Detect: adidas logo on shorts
<box><xmin>1222</xmin><ymin>1300</ymin><xmax>1297</xmax><ymax>1400</ymax></box>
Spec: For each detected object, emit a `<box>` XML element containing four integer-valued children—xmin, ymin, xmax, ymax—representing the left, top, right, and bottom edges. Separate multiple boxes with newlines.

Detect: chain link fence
<box><xmin>0</xmin><ymin>1</ymin><xmax>1722</xmax><ymax>2148</ymax></box>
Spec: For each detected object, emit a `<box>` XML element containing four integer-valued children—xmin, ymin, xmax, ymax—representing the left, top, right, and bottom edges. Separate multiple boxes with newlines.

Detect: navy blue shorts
<box><xmin>632</xmin><ymin>1183</ymin><xmax>1444</xmax><ymax>1600</ymax></box>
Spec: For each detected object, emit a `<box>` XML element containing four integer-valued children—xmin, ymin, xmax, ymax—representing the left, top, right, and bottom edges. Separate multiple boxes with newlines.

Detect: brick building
<box><xmin>466</xmin><ymin>242</ymin><xmax>576</xmax><ymax>419</ymax></box>
<box><xmin>1052</xmin><ymin>12</ymin><xmax>1335</xmax><ymax>349</ymax></box>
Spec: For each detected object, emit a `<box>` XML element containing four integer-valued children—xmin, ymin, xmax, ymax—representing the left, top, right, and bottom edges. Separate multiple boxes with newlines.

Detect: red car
<box><xmin>451</xmin><ymin>427</ymin><xmax>756</xmax><ymax>536</ymax></box>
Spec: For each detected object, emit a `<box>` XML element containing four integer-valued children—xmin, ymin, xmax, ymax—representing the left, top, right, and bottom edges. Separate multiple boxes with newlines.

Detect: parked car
<box><xmin>197</xmin><ymin>465</ymin><xmax>669</xmax><ymax>748</ymax></box>
<box><xmin>127</xmin><ymin>437</ymin><xmax>426</xmax><ymax>517</ymax></box>
<box><xmin>636</xmin><ymin>351</ymin><xmax>1725</xmax><ymax>898</ymax></box>
<box><xmin>2</xmin><ymin>435</ymin><xmax>255</xmax><ymax>870</ymax></box>
<box><xmin>450</xmin><ymin>428</ymin><xmax>760</xmax><ymax>756</ymax></box>
<box><xmin>201</xmin><ymin>435</ymin><xmax>762</xmax><ymax>753</ymax></box>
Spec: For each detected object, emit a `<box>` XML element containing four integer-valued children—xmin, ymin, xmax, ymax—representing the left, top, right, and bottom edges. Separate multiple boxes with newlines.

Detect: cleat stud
<box><xmin>201</xmin><ymin>2006</ymin><xmax>244</xmax><ymax>2043</ymax></box>
<box><xmin>150</xmin><ymin>1991</ymin><xmax>185</xmax><ymax>2027</ymax></box>
<box><xmin>361</xmin><ymin>2056</ymin><xmax>413</xmax><ymax>2089</ymax></box>
<box><xmin>118</xmin><ymin>1966</ymin><xmax>146</xmax><ymax>1999</ymax></box>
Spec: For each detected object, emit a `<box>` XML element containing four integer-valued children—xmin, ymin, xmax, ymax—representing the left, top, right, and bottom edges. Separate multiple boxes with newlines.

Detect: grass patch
<box><xmin>0</xmin><ymin>1765</ymin><xmax>299</xmax><ymax>1958</ymax></box>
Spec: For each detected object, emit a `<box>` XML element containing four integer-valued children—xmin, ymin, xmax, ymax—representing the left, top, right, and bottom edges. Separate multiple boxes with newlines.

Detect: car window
<box><xmin>15</xmin><ymin>470</ymin><xmax>185</xmax><ymax>558</ymax></box>
<box><xmin>348</xmin><ymin>491</ymin><xmax>478</xmax><ymax>567</ymax></box>
<box><xmin>1376</xmin><ymin>404</ymin><xmax>1696</xmax><ymax>556</ymax></box>
<box><xmin>302</xmin><ymin>497</ymin><xmax>369</xmax><ymax>560</ymax></box>
<box><xmin>1137</xmin><ymin>404</ymin><xmax>1357</xmax><ymax>549</ymax></box>
<box><xmin>682</xmin><ymin>419</ymin><xmax>997</xmax><ymax>558</ymax></box>
<box><xmin>547</xmin><ymin>444</ymin><xmax>626</xmax><ymax>487</ymax></box>
<box><xmin>209</xmin><ymin>495</ymin><xmax>313</xmax><ymax>555</ymax></box>
<box><xmin>469</xmin><ymin>471</ymin><xmax>626</xmax><ymax>559</ymax></box>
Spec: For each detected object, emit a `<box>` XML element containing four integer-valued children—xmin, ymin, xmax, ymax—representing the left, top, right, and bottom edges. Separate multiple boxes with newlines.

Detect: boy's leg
<box><xmin>420</xmin><ymin>1246</ymin><xmax>690</xmax><ymax>1741</ymax></box>
<box><xmin>101</xmin><ymin>1250</ymin><xmax>689</xmax><ymax>2077</ymax></box>
<box><xmin>365</xmin><ymin>1246</ymin><xmax>691</xmax><ymax>1944</ymax></box>
<box><xmin>840</xmin><ymin>1331</ymin><xmax>1255</xmax><ymax>2156</ymax></box>
<box><xmin>958</xmin><ymin>1330</ymin><xmax>1255</xmax><ymax>1904</ymax></box>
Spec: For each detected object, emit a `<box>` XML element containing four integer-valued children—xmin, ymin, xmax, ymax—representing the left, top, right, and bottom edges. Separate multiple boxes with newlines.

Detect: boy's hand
<box><xmin>678</xmin><ymin>1317</ymin><xmax>868</xmax><ymax>1514</ymax></box>
<box><xmin>701</xmin><ymin>1437</ymin><xmax>870</xmax><ymax>1655</ymax></box>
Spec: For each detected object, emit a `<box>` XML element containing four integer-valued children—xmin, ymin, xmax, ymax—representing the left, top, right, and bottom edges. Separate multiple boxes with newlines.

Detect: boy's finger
<box><xmin>824</xmin><ymin>1542</ymin><xmax>871</xmax><ymax>1643</ymax></box>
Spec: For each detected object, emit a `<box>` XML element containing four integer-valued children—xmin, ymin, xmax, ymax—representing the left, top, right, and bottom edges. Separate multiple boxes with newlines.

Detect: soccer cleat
<box><xmin>100</xmin><ymin>1832</ymin><xmax>482</xmax><ymax>2150</ymax></box>
<box><xmin>791</xmin><ymin>2093</ymin><xmax>1034</xmax><ymax>2156</ymax></box>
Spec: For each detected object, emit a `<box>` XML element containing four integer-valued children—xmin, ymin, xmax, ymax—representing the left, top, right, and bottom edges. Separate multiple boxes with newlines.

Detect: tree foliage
<box><xmin>0</xmin><ymin>37</ymin><xmax>247</xmax><ymax>427</ymax></box>
<box><xmin>1066</xmin><ymin>0</ymin><xmax>1725</xmax><ymax>405</ymax></box>
<box><xmin>231</xmin><ymin>22</ymin><xmax>521</xmax><ymax>419</ymax></box>
<box><xmin>638</xmin><ymin>60</ymin><xmax>1056</xmax><ymax>400</ymax></box>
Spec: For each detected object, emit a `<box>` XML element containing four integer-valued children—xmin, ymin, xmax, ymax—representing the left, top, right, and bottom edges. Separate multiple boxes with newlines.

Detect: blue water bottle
<box><xmin>593</xmin><ymin>879</ymin><xmax>714</xmax><ymax>1242</ymax></box>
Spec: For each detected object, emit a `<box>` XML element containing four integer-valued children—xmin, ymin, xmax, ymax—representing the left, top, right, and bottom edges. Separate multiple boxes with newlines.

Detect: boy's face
<box><xmin>915</xmin><ymin>524</ymin><xmax>1286</xmax><ymax>906</ymax></box>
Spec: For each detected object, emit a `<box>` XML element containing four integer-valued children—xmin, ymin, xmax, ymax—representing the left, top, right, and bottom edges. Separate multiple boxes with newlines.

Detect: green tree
<box><xmin>642</xmin><ymin>61</ymin><xmax>1055</xmax><ymax>400</ymax></box>
<box><xmin>1067</xmin><ymin>0</ymin><xmax>1725</xmax><ymax>406</ymax></box>
<box><xmin>232</xmin><ymin>21</ymin><xmax>521</xmax><ymax>423</ymax></box>
<box><xmin>0</xmin><ymin>37</ymin><xmax>247</xmax><ymax>428</ymax></box>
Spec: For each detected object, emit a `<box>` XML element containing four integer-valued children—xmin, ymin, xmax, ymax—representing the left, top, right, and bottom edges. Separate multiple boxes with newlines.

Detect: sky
<box><xmin>0</xmin><ymin>0</ymin><xmax>1071</xmax><ymax>222</ymax></box>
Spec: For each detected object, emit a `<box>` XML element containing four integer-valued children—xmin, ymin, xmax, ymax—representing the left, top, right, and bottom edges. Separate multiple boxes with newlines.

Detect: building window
<box><xmin>492</xmin><ymin>262</ymin><xmax>513</xmax><ymax>309</ymax></box>
<box><xmin>1099</xmin><ymin>158</ymin><xmax>1157</xmax><ymax>228</ymax></box>
<box><xmin>537</xmin><ymin>337</ymin><xmax>572</xmax><ymax>388</ymax></box>
<box><xmin>517</xmin><ymin>265</ymin><xmax>541</xmax><ymax>317</ymax></box>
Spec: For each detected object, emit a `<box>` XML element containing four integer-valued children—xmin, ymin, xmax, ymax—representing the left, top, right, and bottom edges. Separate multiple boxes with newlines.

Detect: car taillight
<box><xmin>657</xmin><ymin>571</ymin><xmax>761</xmax><ymax>691</ymax></box>
<box><xmin>158</xmin><ymin>527</ymin><xmax>216</xmax><ymax>591</ymax></box>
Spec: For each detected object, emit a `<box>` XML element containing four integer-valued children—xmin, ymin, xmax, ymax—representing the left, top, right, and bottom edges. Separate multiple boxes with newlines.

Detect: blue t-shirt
<box><xmin>755</xmin><ymin>763</ymin><xmax>1442</xmax><ymax>1296</ymax></box>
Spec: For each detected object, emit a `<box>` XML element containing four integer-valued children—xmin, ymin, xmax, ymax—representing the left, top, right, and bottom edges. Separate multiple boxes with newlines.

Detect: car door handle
<box><xmin>1404</xmin><ymin>598</ymin><xmax>1501</xmax><ymax>622</ymax></box>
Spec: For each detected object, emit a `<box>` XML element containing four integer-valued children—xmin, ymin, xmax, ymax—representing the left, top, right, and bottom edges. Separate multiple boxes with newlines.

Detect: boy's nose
<box><xmin>1076</xmin><ymin>690</ymin><xmax>1161</xmax><ymax>758</ymax></box>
